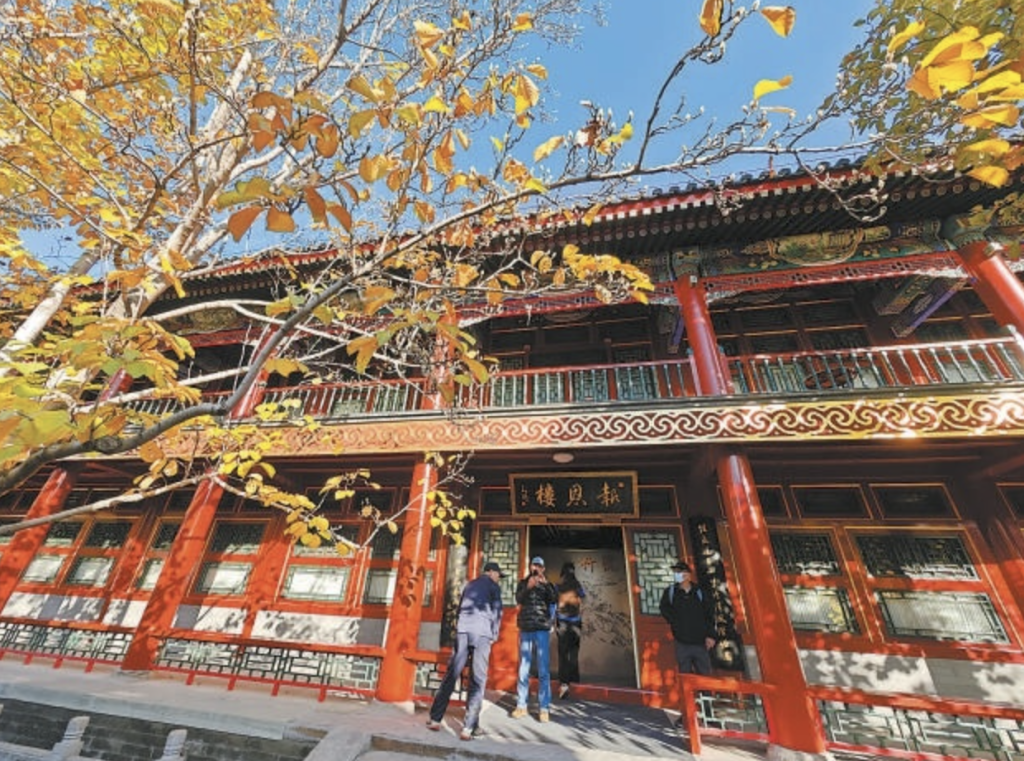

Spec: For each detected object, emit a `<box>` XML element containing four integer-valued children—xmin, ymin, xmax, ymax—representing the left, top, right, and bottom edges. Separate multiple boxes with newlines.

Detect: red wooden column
<box><xmin>672</xmin><ymin>275</ymin><xmax>731</xmax><ymax>394</ymax></box>
<box><xmin>673</xmin><ymin>274</ymin><xmax>827</xmax><ymax>758</ymax></box>
<box><xmin>374</xmin><ymin>458</ymin><xmax>437</xmax><ymax>702</ymax></box>
<box><xmin>122</xmin><ymin>363</ymin><xmax>269</xmax><ymax>671</ymax></box>
<box><xmin>956</xmin><ymin>238</ymin><xmax>1024</xmax><ymax>335</ymax></box>
<box><xmin>0</xmin><ymin>467</ymin><xmax>80</xmax><ymax>614</ymax></box>
<box><xmin>121</xmin><ymin>479</ymin><xmax>225</xmax><ymax>670</ymax></box>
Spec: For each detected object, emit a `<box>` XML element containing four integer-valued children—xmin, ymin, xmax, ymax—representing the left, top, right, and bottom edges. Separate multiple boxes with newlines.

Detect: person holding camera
<box><xmin>511</xmin><ymin>556</ymin><xmax>558</xmax><ymax>722</ymax></box>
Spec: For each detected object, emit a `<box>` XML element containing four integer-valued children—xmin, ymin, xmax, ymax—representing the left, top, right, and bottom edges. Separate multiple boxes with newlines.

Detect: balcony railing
<box><xmin>123</xmin><ymin>336</ymin><xmax>1024</xmax><ymax>423</ymax></box>
<box><xmin>726</xmin><ymin>335</ymin><xmax>1024</xmax><ymax>396</ymax></box>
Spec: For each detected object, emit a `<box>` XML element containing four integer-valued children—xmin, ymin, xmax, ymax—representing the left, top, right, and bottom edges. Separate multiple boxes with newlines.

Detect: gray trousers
<box><xmin>674</xmin><ymin>641</ymin><xmax>712</xmax><ymax>675</ymax></box>
<box><xmin>429</xmin><ymin>631</ymin><xmax>493</xmax><ymax>730</ymax></box>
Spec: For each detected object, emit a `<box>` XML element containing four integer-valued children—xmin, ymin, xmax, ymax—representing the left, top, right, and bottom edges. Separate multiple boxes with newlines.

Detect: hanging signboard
<box><xmin>510</xmin><ymin>471</ymin><xmax>639</xmax><ymax>516</ymax></box>
<box><xmin>688</xmin><ymin>515</ymin><xmax>746</xmax><ymax>673</ymax></box>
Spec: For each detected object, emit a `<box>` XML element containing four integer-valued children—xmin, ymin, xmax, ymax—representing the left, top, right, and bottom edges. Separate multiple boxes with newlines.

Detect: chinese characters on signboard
<box><xmin>688</xmin><ymin>516</ymin><xmax>745</xmax><ymax>672</ymax></box>
<box><xmin>510</xmin><ymin>472</ymin><xmax>638</xmax><ymax>516</ymax></box>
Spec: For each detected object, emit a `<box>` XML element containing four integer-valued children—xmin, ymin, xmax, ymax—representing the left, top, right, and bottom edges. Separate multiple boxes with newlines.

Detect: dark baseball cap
<box><xmin>483</xmin><ymin>561</ymin><xmax>507</xmax><ymax>577</ymax></box>
<box><xmin>671</xmin><ymin>560</ymin><xmax>691</xmax><ymax>572</ymax></box>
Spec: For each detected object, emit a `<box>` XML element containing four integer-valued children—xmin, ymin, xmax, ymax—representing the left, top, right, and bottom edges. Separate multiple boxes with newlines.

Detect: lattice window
<box><xmin>572</xmin><ymin>368</ymin><xmax>609</xmax><ymax>403</ymax></box>
<box><xmin>283</xmin><ymin>523</ymin><xmax>360</xmax><ymax>603</ymax></box>
<box><xmin>632</xmin><ymin>530</ymin><xmax>680</xmax><ymax>615</ymax></box>
<box><xmin>21</xmin><ymin>522</ymin><xmax>83</xmax><ymax>583</ymax></box>
<box><xmin>784</xmin><ymin>587</ymin><xmax>860</xmax><ymax>634</ymax></box>
<box><xmin>613</xmin><ymin>346</ymin><xmax>657</xmax><ymax>401</ymax></box>
<box><xmin>819</xmin><ymin>699</ymin><xmax>1024</xmax><ymax>760</ymax></box>
<box><xmin>694</xmin><ymin>690</ymin><xmax>769</xmax><ymax>736</ymax></box>
<box><xmin>533</xmin><ymin>373</ymin><xmax>565</xmax><ymax>405</ymax></box>
<box><xmin>857</xmin><ymin>534</ymin><xmax>978</xmax><ymax>580</ymax></box>
<box><xmin>489</xmin><ymin>356</ymin><xmax>525</xmax><ymax>407</ymax></box>
<box><xmin>771</xmin><ymin>533</ymin><xmax>841</xmax><ymax>576</ymax></box>
<box><xmin>481</xmin><ymin>527</ymin><xmax>521</xmax><ymax>605</ymax></box>
<box><xmin>136</xmin><ymin>521</ymin><xmax>180</xmax><ymax>591</ymax></box>
<box><xmin>877</xmin><ymin>590</ymin><xmax>1009</xmax><ymax>643</ymax></box>
<box><xmin>193</xmin><ymin>521</ymin><xmax>267</xmax><ymax>596</ymax></box>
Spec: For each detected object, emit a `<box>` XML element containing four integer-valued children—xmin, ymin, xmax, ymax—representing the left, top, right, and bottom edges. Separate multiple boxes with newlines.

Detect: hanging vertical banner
<box><xmin>688</xmin><ymin>516</ymin><xmax>745</xmax><ymax>673</ymax></box>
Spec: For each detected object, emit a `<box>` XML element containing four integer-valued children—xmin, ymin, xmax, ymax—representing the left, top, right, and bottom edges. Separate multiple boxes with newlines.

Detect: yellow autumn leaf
<box><xmin>414</xmin><ymin>201</ymin><xmax>435</xmax><ymax>223</ymax></box>
<box><xmin>347</xmin><ymin>75</ymin><xmax>382</xmax><ymax>103</ymax></box>
<box><xmin>760</xmin><ymin>7</ymin><xmax>795</xmax><ymax>38</ymax></box>
<box><xmin>920</xmin><ymin>26</ymin><xmax>980</xmax><ymax>69</ymax></box>
<box><xmin>452</xmin><ymin>10</ymin><xmax>472</xmax><ymax>31</ymax></box>
<box><xmin>753</xmin><ymin>75</ymin><xmax>793</xmax><ymax>102</ymax></box>
<box><xmin>359</xmin><ymin>155</ymin><xmax>382</xmax><ymax>183</ymax></box>
<box><xmin>414</xmin><ymin>20</ymin><xmax>445</xmax><ymax>48</ymax></box>
<box><xmin>514</xmin><ymin>74</ymin><xmax>540</xmax><ymax>116</ymax></box>
<box><xmin>328</xmin><ymin>203</ymin><xmax>352</xmax><ymax>232</ymax></box>
<box><xmin>227</xmin><ymin>206</ymin><xmax>263</xmax><ymax>242</ymax></box>
<box><xmin>423</xmin><ymin>95</ymin><xmax>449</xmax><ymax>114</ymax></box>
<box><xmin>961</xmin><ymin>103</ymin><xmax>1020</xmax><ymax>128</ymax></box>
<box><xmin>888</xmin><ymin>20</ymin><xmax>925</xmax><ymax>55</ymax></box>
<box><xmin>512</xmin><ymin>13</ymin><xmax>533</xmax><ymax>32</ymax></box>
<box><xmin>266</xmin><ymin>207</ymin><xmax>295</xmax><ymax>233</ymax></box>
<box><xmin>967</xmin><ymin>165</ymin><xmax>1010</xmax><ymax>187</ymax></box>
<box><xmin>526</xmin><ymin>63</ymin><xmax>548</xmax><ymax>80</ymax></box>
<box><xmin>581</xmin><ymin>204</ymin><xmax>603</xmax><ymax>226</ymax></box>
<box><xmin>348</xmin><ymin>109</ymin><xmax>376</xmax><ymax>138</ymax></box>
<box><xmin>963</xmin><ymin>138</ymin><xmax>1011</xmax><ymax>156</ymax></box>
<box><xmin>699</xmin><ymin>0</ymin><xmax>723</xmax><ymax>37</ymax></box>
<box><xmin>908</xmin><ymin>60</ymin><xmax>976</xmax><ymax>99</ymax></box>
<box><xmin>532</xmin><ymin>135</ymin><xmax>565</xmax><ymax>162</ymax></box>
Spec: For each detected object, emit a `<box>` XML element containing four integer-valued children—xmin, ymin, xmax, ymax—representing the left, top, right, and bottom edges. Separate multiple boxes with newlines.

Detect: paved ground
<box><xmin>0</xmin><ymin>657</ymin><xmax>773</xmax><ymax>761</ymax></box>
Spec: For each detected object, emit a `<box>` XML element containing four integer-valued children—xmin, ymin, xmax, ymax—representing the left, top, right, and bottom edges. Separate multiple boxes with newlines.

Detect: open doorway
<box><xmin>529</xmin><ymin>525</ymin><xmax>637</xmax><ymax>688</ymax></box>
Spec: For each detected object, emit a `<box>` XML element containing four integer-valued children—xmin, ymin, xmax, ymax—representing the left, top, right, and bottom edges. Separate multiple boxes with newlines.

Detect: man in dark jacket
<box><xmin>426</xmin><ymin>561</ymin><xmax>505</xmax><ymax>741</ymax></box>
<box><xmin>659</xmin><ymin>560</ymin><xmax>715</xmax><ymax>675</ymax></box>
<box><xmin>511</xmin><ymin>556</ymin><xmax>558</xmax><ymax>722</ymax></box>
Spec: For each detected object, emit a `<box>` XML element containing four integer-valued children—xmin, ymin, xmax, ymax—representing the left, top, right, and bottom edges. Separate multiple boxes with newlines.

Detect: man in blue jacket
<box><xmin>426</xmin><ymin>561</ymin><xmax>506</xmax><ymax>741</ymax></box>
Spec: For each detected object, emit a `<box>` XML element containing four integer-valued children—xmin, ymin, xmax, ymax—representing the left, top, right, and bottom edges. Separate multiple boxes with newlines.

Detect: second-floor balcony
<box><xmin>247</xmin><ymin>334</ymin><xmax>1024</xmax><ymax>422</ymax></box>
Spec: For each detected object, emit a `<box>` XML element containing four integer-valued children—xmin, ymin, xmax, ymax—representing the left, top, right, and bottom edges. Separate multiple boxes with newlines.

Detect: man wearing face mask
<box><xmin>659</xmin><ymin>560</ymin><xmax>715</xmax><ymax>676</ymax></box>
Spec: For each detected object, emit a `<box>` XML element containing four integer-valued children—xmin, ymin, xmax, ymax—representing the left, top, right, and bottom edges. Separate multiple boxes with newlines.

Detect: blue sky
<box><xmin>523</xmin><ymin>0</ymin><xmax>875</xmax><ymax>183</ymax></box>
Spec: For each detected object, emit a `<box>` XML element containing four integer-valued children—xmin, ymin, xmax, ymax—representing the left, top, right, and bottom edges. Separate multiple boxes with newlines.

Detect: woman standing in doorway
<box><xmin>555</xmin><ymin>561</ymin><xmax>586</xmax><ymax>699</ymax></box>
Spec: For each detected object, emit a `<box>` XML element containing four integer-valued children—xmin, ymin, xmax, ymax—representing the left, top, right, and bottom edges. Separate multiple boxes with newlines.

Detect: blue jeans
<box><xmin>517</xmin><ymin>629</ymin><xmax>551</xmax><ymax>710</ymax></box>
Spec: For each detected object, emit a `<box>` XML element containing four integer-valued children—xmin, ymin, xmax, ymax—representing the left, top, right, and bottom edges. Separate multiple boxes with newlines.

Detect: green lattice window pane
<box><xmin>22</xmin><ymin>554</ymin><xmax>66</xmax><ymax>583</ymax></box>
<box><xmin>83</xmin><ymin>522</ymin><xmax>132</xmax><ymax>549</ymax></box>
<box><xmin>857</xmin><ymin>535</ymin><xmax>978</xmax><ymax>580</ymax></box>
<box><xmin>632</xmin><ymin>530</ymin><xmax>680</xmax><ymax>615</ymax></box>
<box><xmin>784</xmin><ymin>586</ymin><xmax>859</xmax><ymax>634</ymax></box>
<box><xmin>877</xmin><ymin>590</ymin><xmax>1008</xmax><ymax>643</ymax></box>
<box><xmin>195</xmin><ymin>561</ymin><xmax>252</xmax><ymax>594</ymax></box>
<box><xmin>150</xmin><ymin>522</ymin><xmax>180</xmax><ymax>551</ymax></box>
<box><xmin>282</xmin><ymin>566</ymin><xmax>350</xmax><ymax>601</ymax></box>
<box><xmin>363</xmin><ymin>568</ymin><xmax>397</xmax><ymax>604</ymax></box>
<box><xmin>571</xmin><ymin>368</ymin><xmax>609</xmax><ymax>402</ymax></box>
<box><xmin>42</xmin><ymin>522</ymin><xmax>82</xmax><ymax>548</ymax></box>
<box><xmin>481</xmin><ymin>528</ymin><xmax>520</xmax><ymax>605</ymax></box>
<box><xmin>66</xmin><ymin>556</ymin><xmax>114</xmax><ymax>587</ymax></box>
<box><xmin>136</xmin><ymin>558</ymin><xmax>164</xmax><ymax>590</ymax></box>
<box><xmin>209</xmin><ymin>522</ymin><xmax>265</xmax><ymax>555</ymax></box>
<box><xmin>533</xmin><ymin>374</ymin><xmax>564</xmax><ymax>405</ymax></box>
<box><xmin>771</xmin><ymin>533</ymin><xmax>841</xmax><ymax>576</ymax></box>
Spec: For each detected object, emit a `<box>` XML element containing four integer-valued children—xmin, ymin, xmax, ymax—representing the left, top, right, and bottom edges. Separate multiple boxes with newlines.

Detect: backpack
<box><xmin>666</xmin><ymin>584</ymin><xmax>703</xmax><ymax>605</ymax></box>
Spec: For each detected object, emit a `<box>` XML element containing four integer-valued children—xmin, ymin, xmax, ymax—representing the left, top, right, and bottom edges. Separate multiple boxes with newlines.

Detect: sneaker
<box><xmin>538</xmin><ymin>709</ymin><xmax>550</xmax><ymax>723</ymax></box>
<box><xmin>510</xmin><ymin>707</ymin><xmax>528</xmax><ymax>719</ymax></box>
<box><xmin>425</xmin><ymin>718</ymin><xmax>442</xmax><ymax>731</ymax></box>
<box><xmin>460</xmin><ymin>727</ymin><xmax>481</xmax><ymax>741</ymax></box>
<box><xmin>558</xmin><ymin>683</ymin><xmax>570</xmax><ymax>700</ymax></box>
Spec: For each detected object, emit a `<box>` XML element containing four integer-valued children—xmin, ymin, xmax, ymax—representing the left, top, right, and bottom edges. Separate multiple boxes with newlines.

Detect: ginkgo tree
<box><xmin>839</xmin><ymin>0</ymin><xmax>1024</xmax><ymax>188</ymax></box>
<box><xmin>1</xmin><ymin>0</ymin><xmax>856</xmax><ymax>552</ymax></box>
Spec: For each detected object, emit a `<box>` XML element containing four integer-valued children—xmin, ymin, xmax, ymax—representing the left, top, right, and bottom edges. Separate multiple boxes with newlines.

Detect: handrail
<box><xmin>124</xmin><ymin>336</ymin><xmax>1024</xmax><ymax>422</ymax></box>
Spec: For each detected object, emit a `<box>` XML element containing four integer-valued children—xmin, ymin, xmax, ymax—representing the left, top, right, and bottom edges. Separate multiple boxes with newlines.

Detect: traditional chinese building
<box><xmin>3</xmin><ymin>165</ymin><xmax>1024</xmax><ymax>761</ymax></box>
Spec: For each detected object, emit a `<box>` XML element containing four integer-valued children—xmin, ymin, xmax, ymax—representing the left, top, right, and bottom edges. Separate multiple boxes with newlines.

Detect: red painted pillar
<box><xmin>957</xmin><ymin>238</ymin><xmax>1024</xmax><ymax>335</ymax></box>
<box><xmin>672</xmin><ymin>275</ymin><xmax>731</xmax><ymax>395</ymax></box>
<box><xmin>717</xmin><ymin>450</ymin><xmax>827</xmax><ymax>755</ymax></box>
<box><xmin>121</xmin><ymin>361</ymin><xmax>268</xmax><ymax>671</ymax></box>
<box><xmin>121</xmin><ymin>478</ymin><xmax>225</xmax><ymax>670</ymax></box>
<box><xmin>0</xmin><ymin>468</ymin><xmax>79</xmax><ymax>615</ymax></box>
<box><xmin>374</xmin><ymin>458</ymin><xmax>437</xmax><ymax>702</ymax></box>
<box><xmin>674</xmin><ymin>273</ymin><xmax>826</xmax><ymax>756</ymax></box>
